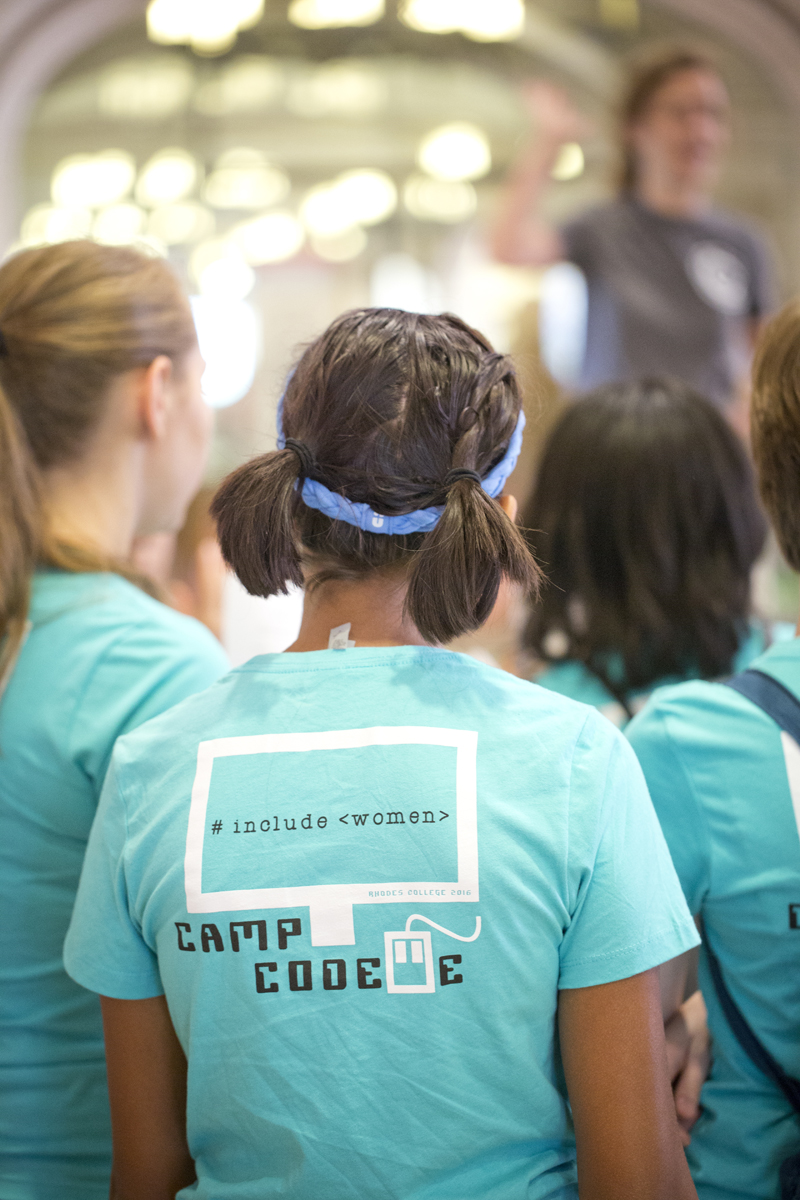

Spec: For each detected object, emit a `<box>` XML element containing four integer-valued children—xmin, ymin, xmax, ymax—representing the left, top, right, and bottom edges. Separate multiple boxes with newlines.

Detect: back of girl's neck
<box><xmin>286</xmin><ymin>574</ymin><xmax>430</xmax><ymax>652</ymax></box>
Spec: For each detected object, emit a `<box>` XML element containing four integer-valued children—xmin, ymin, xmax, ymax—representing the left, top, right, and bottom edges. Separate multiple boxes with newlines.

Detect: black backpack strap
<box><xmin>699</xmin><ymin>918</ymin><xmax>800</xmax><ymax>1113</ymax></box>
<box><xmin>726</xmin><ymin>669</ymin><xmax>800</xmax><ymax>745</ymax></box>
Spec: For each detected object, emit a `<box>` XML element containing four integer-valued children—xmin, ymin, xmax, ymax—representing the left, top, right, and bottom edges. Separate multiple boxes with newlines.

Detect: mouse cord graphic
<box><xmin>404</xmin><ymin>914</ymin><xmax>481</xmax><ymax>941</ymax></box>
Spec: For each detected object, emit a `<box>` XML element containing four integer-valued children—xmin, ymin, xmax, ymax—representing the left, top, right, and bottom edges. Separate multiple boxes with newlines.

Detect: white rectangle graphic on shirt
<box><xmin>184</xmin><ymin>726</ymin><xmax>479</xmax><ymax>946</ymax></box>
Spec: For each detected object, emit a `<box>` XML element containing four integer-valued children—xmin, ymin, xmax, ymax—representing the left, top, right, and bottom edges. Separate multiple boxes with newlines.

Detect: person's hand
<box><xmin>664</xmin><ymin>989</ymin><xmax>710</xmax><ymax>1146</ymax></box>
<box><xmin>521</xmin><ymin>80</ymin><xmax>590</xmax><ymax>144</ymax></box>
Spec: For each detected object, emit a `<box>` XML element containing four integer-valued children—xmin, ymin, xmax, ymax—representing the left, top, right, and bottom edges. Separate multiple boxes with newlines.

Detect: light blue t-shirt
<box><xmin>65</xmin><ymin>646</ymin><xmax>698</xmax><ymax>1200</ymax></box>
<box><xmin>536</xmin><ymin>622</ymin><xmax>794</xmax><ymax>728</ymax></box>
<box><xmin>0</xmin><ymin>571</ymin><xmax>228</xmax><ymax>1200</ymax></box>
<box><xmin>627</xmin><ymin>637</ymin><xmax>800</xmax><ymax>1200</ymax></box>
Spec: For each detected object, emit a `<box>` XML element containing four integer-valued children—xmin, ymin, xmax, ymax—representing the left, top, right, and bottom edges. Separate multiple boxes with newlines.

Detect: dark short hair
<box><xmin>212</xmin><ymin>308</ymin><xmax>540</xmax><ymax>645</ymax></box>
<box><xmin>752</xmin><ymin>300</ymin><xmax>800</xmax><ymax>570</ymax></box>
<box><xmin>522</xmin><ymin>378</ymin><xmax>766</xmax><ymax>707</ymax></box>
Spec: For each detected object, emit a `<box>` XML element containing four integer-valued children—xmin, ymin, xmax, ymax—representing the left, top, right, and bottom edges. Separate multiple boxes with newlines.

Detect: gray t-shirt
<box><xmin>561</xmin><ymin>195</ymin><xmax>775</xmax><ymax>405</ymax></box>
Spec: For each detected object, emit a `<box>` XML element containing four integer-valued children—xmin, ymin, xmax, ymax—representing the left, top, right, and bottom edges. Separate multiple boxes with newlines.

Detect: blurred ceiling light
<box><xmin>301</xmin><ymin>184</ymin><xmax>353</xmax><ymax>238</ymax></box>
<box><xmin>403</xmin><ymin>174</ymin><xmax>477</xmax><ymax>222</ymax></box>
<box><xmin>97</xmin><ymin>56</ymin><xmax>193</xmax><ymax>119</ymax></box>
<box><xmin>51</xmin><ymin>150</ymin><xmax>135</xmax><ymax>207</ymax></box>
<box><xmin>336</xmin><ymin>170</ymin><xmax>396</xmax><ymax>224</ymax></box>
<box><xmin>20</xmin><ymin>204</ymin><xmax>92</xmax><ymax>246</ymax></box>
<box><xmin>301</xmin><ymin>169</ymin><xmax>396</xmax><ymax>237</ymax></box>
<box><xmin>193</xmin><ymin>56</ymin><xmax>283</xmax><ymax>115</ymax></box>
<box><xmin>190</xmin><ymin>238</ymin><xmax>255</xmax><ymax>300</ymax></box>
<box><xmin>417</xmin><ymin>123</ymin><xmax>491</xmax><ymax>182</ymax></box>
<box><xmin>288</xmin><ymin>0</ymin><xmax>384</xmax><ymax>29</ymax></box>
<box><xmin>285</xmin><ymin>61</ymin><xmax>386</xmax><ymax>118</ymax></box>
<box><xmin>136</xmin><ymin>148</ymin><xmax>199</xmax><ymax>206</ymax></box>
<box><xmin>190</xmin><ymin>295</ymin><xmax>260</xmax><ymax>408</ymax></box>
<box><xmin>599</xmin><ymin>0</ymin><xmax>639</xmax><ymax>28</ymax></box>
<box><xmin>204</xmin><ymin>150</ymin><xmax>290</xmax><ymax>209</ymax></box>
<box><xmin>146</xmin><ymin>0</ymin><xmax>193</xmax><ymax>42</ymax></box>
<box><xmin>400</xmin><ymin>0</ymin><xmax>524</xmax><ymax>41</ymax></box>
<box><xmin>147</xmin><ymin>0</ymin><xmax>264</xmax><ymax>55</ymax></box>
<box><xmin>230</xmin><ymin>211</ymin><xmax>305</xmax><ymax>264</ymax></box>
<box><xmin>92</xmin><ymin>203</ymin><xmax>146</xmax><ymax>244</ymax></box>
<box><xmin>311</xmin><ymin>226</ymin><xmax>367</xmax><ymax>262</ymax></box>
<box><xmin>550</xmin><ymin>142</ymin><xmax>584</xmax><ymax>182</ymax></box>
<box><xmin>148</xmin><ymin>201</ymin><xmax>215</xmax><ymax>244</ymax></box>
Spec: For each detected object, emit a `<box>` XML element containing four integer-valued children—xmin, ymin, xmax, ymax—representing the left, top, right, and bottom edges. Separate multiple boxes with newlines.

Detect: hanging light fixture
<box><xmin>146</xmin><ymin>0</ymin><xmax>265</xmax><ymax>56</ymax></box>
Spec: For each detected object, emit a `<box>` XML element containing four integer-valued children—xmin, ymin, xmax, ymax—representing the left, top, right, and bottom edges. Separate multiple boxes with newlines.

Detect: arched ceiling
<box><xmin>1</xmin><ymin>0</ymin><xmax>800</xmax><ymax>249</ymax></box>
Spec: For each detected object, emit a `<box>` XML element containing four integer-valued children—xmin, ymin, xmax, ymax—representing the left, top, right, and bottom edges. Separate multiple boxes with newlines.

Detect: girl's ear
<box><xmin>139</xmin><ymin>355</ymin><xmax>174</xmax><ymax>441</ymax></box>
<box><xmin>498</xmin><ymin>493</ymin><xmax>518</xmax><ymax>522</ymax></box>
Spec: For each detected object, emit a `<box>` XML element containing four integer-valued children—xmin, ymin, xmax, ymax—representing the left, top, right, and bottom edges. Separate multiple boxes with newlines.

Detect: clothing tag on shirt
<box><xmin>328</xmin><ymin>623</ymin><xmax>356</xmax><ymax>650</ymax></box>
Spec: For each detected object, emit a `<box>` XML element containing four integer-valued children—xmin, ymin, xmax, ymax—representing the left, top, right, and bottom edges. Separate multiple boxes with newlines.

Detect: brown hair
<box><xmin>751</xmin><ymin>300</ymin><xmax>800</xmax><ymax>571</ymax></box>
<box><xmin>523</xmin><ymin>378</ymin><xmax>766</xmax><ymax>714</ymax></box>
<box><xmin>212</xmin><ymin>308</ymin><xmax>540</xmax><ymax>645</ymax></box>
<box><xmin>619</xmin><ymin>44</ymin><xmax>722</xmax><ymax>192</ymax></box>
<box><xmin>0</xmin><ymin>240</ymin><xmax>197</xmax><ymax>679</ymax></box>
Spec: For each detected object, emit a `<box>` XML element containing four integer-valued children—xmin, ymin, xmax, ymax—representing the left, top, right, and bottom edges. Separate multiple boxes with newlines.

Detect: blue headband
<box><xmin>276</xmin><ymin>390</ymin><xmax>525</xmax><ymax>536</ymax></box>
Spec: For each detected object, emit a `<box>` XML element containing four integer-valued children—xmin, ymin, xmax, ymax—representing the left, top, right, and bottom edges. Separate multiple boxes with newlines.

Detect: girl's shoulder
<box><xmin>29</xmin><ymin>570</ymin><xmax>225</xmax><ymax>667</ymax></box>
<box><xmin>108</xmin><ymin>645</ymin><xmax>621</xmax><ymax>790</ymax></box>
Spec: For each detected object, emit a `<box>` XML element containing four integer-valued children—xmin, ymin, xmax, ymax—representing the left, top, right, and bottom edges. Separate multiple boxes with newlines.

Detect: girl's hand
<box><xmin>664</xmin><ymin>990</ymin><xmax>711</xmax><ymax>1145</ymax></box>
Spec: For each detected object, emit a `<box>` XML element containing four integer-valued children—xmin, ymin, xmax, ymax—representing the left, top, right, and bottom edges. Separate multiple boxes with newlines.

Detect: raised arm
<box><xmin>491</xmin><ymin>82</ymin><xmax>586</xmax><ymax>267</ymax></box>
<box><xmin>559</xmin><ymin>968</ymin><xmax>698</xmax><ymax>1200</ymax></box>
<box><xmin>101</xmin><ymin>995</ymin><xmax>196</xmax><ymax>1200</ymax></box>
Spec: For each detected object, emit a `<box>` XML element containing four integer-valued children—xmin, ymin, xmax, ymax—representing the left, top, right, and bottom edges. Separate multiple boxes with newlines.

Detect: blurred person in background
<box><xmin>522</xmin><ymin>377</ymin><xmax>778</xmax><ymax>726</ymax></box>
<box><xmin>492</xmin><ymin>46</ymin><xmax>775</xmax><ymax>427</ymax></box>
<box><xmin>0</xmin><ymin>241</ymin><xmax>228</xmax><ymax>1200</ymax></box>
<box><xmin>627</xmin><ymin>302</ymin><xmax>800</xmax><ymax>1200</ymax></box>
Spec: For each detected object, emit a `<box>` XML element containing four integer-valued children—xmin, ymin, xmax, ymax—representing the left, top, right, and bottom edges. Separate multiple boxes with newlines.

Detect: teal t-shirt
<box><xmin>627</xmin><ymin>637</ymin><xmax>800</xmax><ymax>1200</ymax></box>
<box><xmin>65</xmin><ymin>646</ymin><xmax>698</xmax><ymax>1200</ymax></box>
<box><xmin>0</xmin><ymin>571</ymin><xmax>228</xmax><ymax>1200</ymax></box>
<box><xmin>536</xmin><ymin>622</ymin><xmax>794</xmax><ymax>728</ymax></box>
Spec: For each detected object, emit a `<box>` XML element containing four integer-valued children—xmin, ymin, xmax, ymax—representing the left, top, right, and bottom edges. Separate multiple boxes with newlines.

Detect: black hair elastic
<box><xmin>283</xmin><ymin>437</ymin><xmax>315</xmax><ymax>478</ymax></box>
<box><xmin>444</xmin><ymin>467</ymin><xmax>482</xmax><ymax>489</ymax></box>
<box><xmin>0</xmin><ymin>329</ymin><xmax>8</xmax><ymax>358</ymax></box>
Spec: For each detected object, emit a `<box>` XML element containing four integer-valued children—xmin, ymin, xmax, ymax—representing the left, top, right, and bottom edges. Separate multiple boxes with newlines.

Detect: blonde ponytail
<box><xmin>0</xmin><ymin>240</ymin><xmax>196</xmax><ymax>666</ymax></box>
<box><xmin>0</xmin><ymin>382</ymin><xmax>39</xmax><ymax>679</ymax></box>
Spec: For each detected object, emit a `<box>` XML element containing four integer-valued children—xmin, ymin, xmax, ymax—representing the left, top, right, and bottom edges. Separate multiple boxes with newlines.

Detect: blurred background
<box><xmin>3</xmin><ymin>0</ymin><xmax>800</xmax><ymax>654</ymax></box>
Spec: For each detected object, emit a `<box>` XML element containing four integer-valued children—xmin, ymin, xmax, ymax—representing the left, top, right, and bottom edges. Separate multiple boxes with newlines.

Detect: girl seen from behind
<box><xmin>0</xmin><ymin>241</ymin><xmax>228</xmax><ymax>1200</ymax></box>
<box><xmin>627</xmin><ymin>305</ymin><xmax>800</xmax><ymax>1197</ymax></box>
<box><xmin>66</xmin><ymin>309</ymin><xmax>698</xmax><ymax>1200</ymax></box>
<box><xmin>523</xmin><ymin>378</ymin><xmax>771</xmax><ymax>726</ymax></box>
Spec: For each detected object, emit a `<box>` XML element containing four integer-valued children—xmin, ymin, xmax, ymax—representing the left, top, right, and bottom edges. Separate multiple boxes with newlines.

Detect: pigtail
<box><xmin>0</xmin><ymin>379</ymin><xmax>39</xmax><ymax>682</ymax></box>
<box><xmin>211</xmin><ymin>449</ymin><xmax>304</xmax><ymax>597</ymax></box>
<box><xmin>406</xmin><ymin>475</ymin><xmax>541</xmax><ymax>645</ymax></box>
